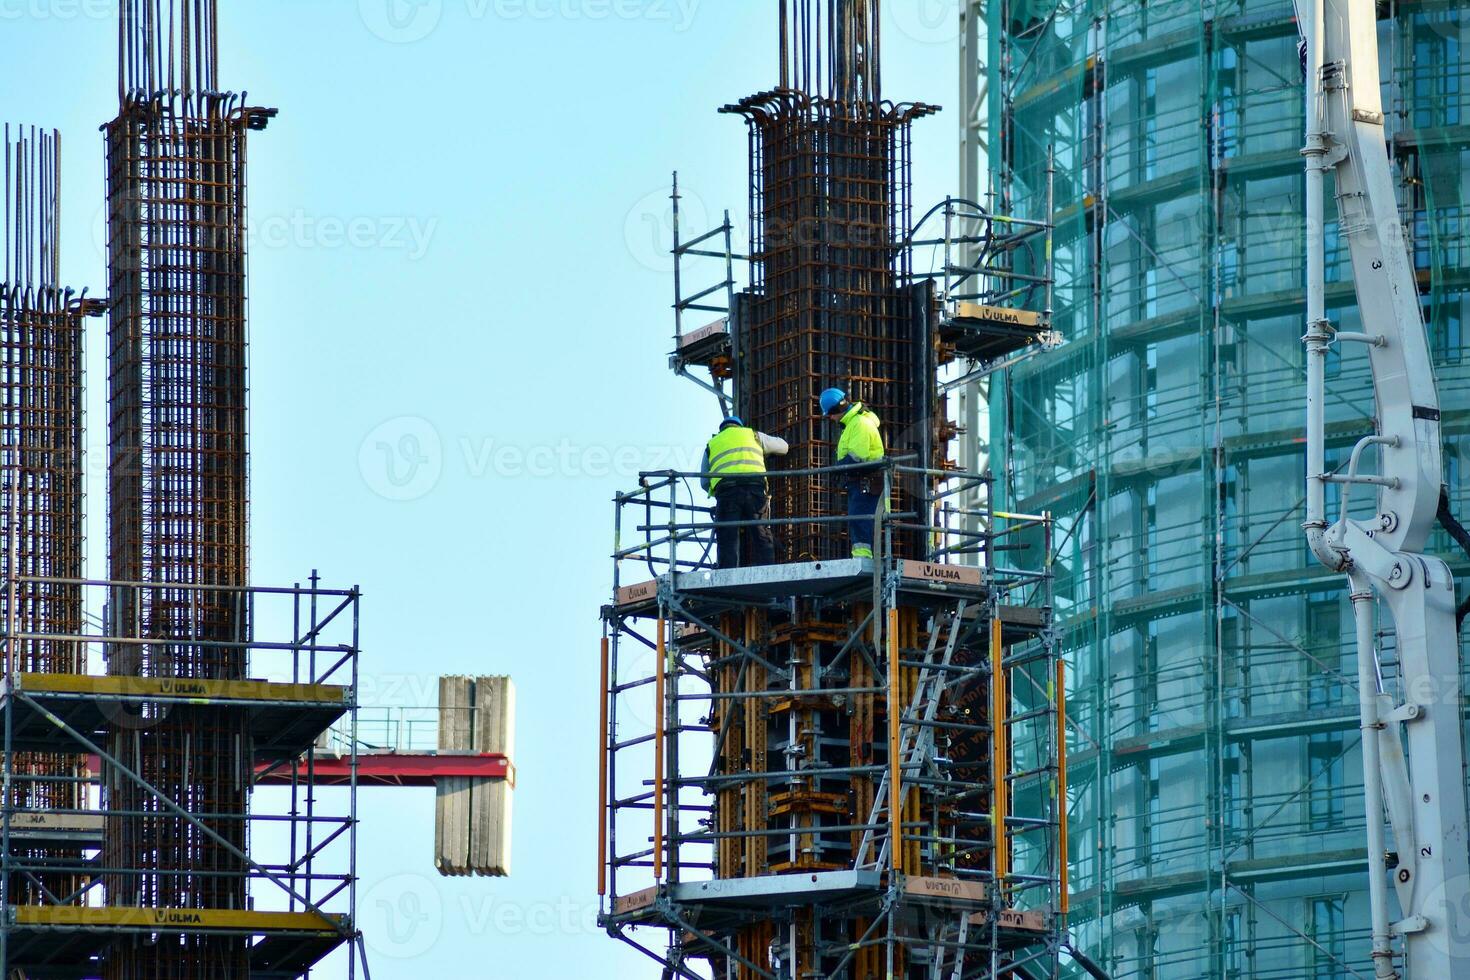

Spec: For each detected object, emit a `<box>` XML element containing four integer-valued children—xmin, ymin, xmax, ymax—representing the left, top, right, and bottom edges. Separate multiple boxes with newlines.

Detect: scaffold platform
<box><xmin>4</xmin><ymin>906</ymin><xmax>349</xmax><ymax>979</ymax></box>
<box><xmin>0</xmin><ymin>674</ymin><xmax>349</xmax><ymax>761</ymax></box>
<box><xmin>938</xmin><ymin>301</ymin><xmax>1047</xmax><ymax>363</ymax></box>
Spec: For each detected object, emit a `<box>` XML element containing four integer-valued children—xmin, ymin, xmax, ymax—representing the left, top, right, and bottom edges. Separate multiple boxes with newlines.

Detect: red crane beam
<box><xmin>82</xmin><ymin>753</ymin><xmax>514</xmax><ymax>789</ymax></box>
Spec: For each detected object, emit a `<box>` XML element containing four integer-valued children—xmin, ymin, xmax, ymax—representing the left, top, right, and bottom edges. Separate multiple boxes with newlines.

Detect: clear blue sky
<box><xmin>5</xmin><ymin>2</ymin><xmax>962</xmax><ymax>976</ymax></box>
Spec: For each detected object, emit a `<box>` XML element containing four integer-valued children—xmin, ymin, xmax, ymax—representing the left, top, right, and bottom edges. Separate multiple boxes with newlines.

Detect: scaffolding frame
<box><xmin>599</xmin><ymin>461</ymin><xmax>1065</xmax><ymax>978</ymax></box>
<box><xmin>0</xmin><ymin>575</ymin><xmax>365</xmax><ymax>979</ymax></box>
<box><xmin>609</xmin><ymin>5</ymin><xmax>1068</xmax><ymax>976</ymax></box>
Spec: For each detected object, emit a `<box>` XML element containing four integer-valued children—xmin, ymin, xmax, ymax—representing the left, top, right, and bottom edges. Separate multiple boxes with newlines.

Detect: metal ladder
<box><xmin>928</xmin><ymin>911</ymin><xmax>971</xmax><ymax>980</ymax></box>
<box><xmin>854</xmin><ymin>600</ymin><xmax>969</xmax><ymax>870</ymax></box>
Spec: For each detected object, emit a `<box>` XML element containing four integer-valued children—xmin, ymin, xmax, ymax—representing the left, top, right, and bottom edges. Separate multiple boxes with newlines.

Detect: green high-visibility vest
<box><xmin>836</xmin><ymin>403</ymin><xmax>884</xmax><ymax>464</ymax></box>
<box><xmin>706</xmin><ymin>426</ymin><xmax>766</xmax><ymax>495</ymax></box>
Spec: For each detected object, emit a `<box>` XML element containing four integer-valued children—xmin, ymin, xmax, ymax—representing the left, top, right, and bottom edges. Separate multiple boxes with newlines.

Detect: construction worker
<box><xmin>701</xmin><ymin>416</ymin><xmax>789</xmax><ymax>568</ymax></box>
<box><xmin>820</xmin><ymin>387</ymin><xmax>885</xmax><ymax>559</ymax></box>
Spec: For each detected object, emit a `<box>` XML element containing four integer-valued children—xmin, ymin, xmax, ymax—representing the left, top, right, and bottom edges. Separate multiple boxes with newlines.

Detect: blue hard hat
<box><xmin>722</xmin><ymin>415</ymin><xmax>744</xmax><ymax>428</ymax></box>
<box><xmin>819</xmin><ymin>388</ymin><xmax>847</xmax><ymax>416</ymax></box>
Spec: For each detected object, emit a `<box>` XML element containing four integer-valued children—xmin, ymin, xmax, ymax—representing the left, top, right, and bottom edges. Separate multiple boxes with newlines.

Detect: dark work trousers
<box><xmin>846</xmin><ymin>480</ymin><xmax>883</xmax><ymax>557</ymax></box>
<box><xmin>713</xmin><ymin>479</ymin><xmax>775</xmax><ymax>568</ymax></box>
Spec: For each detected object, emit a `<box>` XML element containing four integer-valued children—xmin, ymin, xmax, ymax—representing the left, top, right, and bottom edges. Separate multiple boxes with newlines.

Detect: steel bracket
<box><xmin>1393</xmin><ymin>915</ymin><xmax>1429</xmax><ymax>936</ymax></box>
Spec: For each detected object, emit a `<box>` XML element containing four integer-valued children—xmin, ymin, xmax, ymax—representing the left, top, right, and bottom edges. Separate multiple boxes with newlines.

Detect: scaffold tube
<box><xmin>888</xmin><ymin>606</ymin><xmax>901</xmax><ymax>873</ymax></box>
<box><xmin>1056</xmin><ymin>656</ymin><xmax>1069</xmax><ymax>921</ymax></box>
<box><xmin>598</xmin><ymin>636</ymin><xmax>609</xmax><ymax>897</ymax></box>
<box><xmin>992</xmin><ymin>615</ymin><xmax>1009</xmax><ymax>887</ymax></box>
<box><xmin>654</xmin><ymin>616</ymin><xmax>666</xmax><ymax>882</ymax></box>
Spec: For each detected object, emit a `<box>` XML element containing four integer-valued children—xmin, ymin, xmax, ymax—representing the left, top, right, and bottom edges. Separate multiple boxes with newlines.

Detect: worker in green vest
<box><xmin>701</xmin><ymin>416</ymin><xmax>789</xmax><ymax>568</ymax></box>
<box><xmin>820</xmin><ymin>387</ymin><xmax>885</xmax><ymax>559</ymax></box>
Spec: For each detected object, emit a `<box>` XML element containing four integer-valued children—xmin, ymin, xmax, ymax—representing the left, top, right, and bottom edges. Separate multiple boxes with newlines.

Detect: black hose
<box><xmin>1063</xmin><ymin>942</ymin><xmax>1112</xmax><ymax>980</ymax></box>
<box><xmin>1435</xmin><ymin>486</ymin><xmax>1470</xmax><ymax>630</ymax></box>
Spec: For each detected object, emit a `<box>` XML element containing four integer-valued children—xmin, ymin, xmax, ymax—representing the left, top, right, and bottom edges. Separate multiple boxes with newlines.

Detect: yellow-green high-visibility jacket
<box><xmin>836</xmin><ymin>403</ymin><xmax>884</xmax><ymax>468</ymax></box>
<box><xmin>703</xmin><ymin>426</ymin><xmax>767</xmax><ymax>496</ymax></box>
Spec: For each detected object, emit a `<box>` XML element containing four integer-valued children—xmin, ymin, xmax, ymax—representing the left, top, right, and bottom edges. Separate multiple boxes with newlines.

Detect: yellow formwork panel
<box><xmin>12</xmin><ymin>673</ymin><xmax>348</xmax><ymax>705</ymax></box>
<box><xmin>11</xmin><ymin>905</ymin><xmax>347</xmax><ymax>934</ymax></box>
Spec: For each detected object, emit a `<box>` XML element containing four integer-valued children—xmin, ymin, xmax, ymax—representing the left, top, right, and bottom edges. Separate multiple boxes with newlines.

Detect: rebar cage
<box><xmin>670</xmin><ymin>176</ymin><xmax>1059</xmax><ymax>571</ymax></box>
<box><xmin>2</xmin><ymin>286</ymin><xmax>92</xmax><ymax>911</ymax></box>
<box><xmin>724</xmin><ymin>91</ymin><xmax>938</xmax><ymax>563</ymax></box>
<box><xmin>99</xmin><ymin>4</ymin><xmax>285</xmax><ymax>975</ymax></box>
<box><xmin>0</xmin><ymin>125</ymin><xmax>105</xmax><ymax>914</ymax></box>
<box><xmin>0</xmin><ymin>7</ymin><xmax>364</xmax><ymax>978</ymax></box>
<box><xmin>102</xmin><ymin>96</ymin><xmax>259</xmax><ymax>974</ymax></box>
<box><xmin>598</xmin><ymin>461</ymin><xmax>1066</xmax><ymax>978</ymax></box>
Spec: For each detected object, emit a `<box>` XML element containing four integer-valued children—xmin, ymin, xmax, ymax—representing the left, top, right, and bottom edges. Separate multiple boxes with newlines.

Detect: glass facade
<box><xmin>981</xmin><ymin>2</ymin><xmax>1470</xmax><ymax>976</ymax></box>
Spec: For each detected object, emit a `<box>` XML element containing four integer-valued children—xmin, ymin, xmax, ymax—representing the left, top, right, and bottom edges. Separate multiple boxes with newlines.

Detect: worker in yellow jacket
<box><xmin>701</xmin><ymin>416</ymin><xmax>789</xmax><ymax>568</ymax></box>
<box><xmin>820</xmin><ymin>387</ymin><xmax>885</xmax><ymax>559</ymax></box>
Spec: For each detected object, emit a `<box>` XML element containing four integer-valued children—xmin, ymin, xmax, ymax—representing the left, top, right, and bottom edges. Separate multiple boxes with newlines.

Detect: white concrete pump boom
<box><xmin>1296</xmin><ymin>0</ymin><xmax>1470</xmax><ymax>976</ymax></box>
